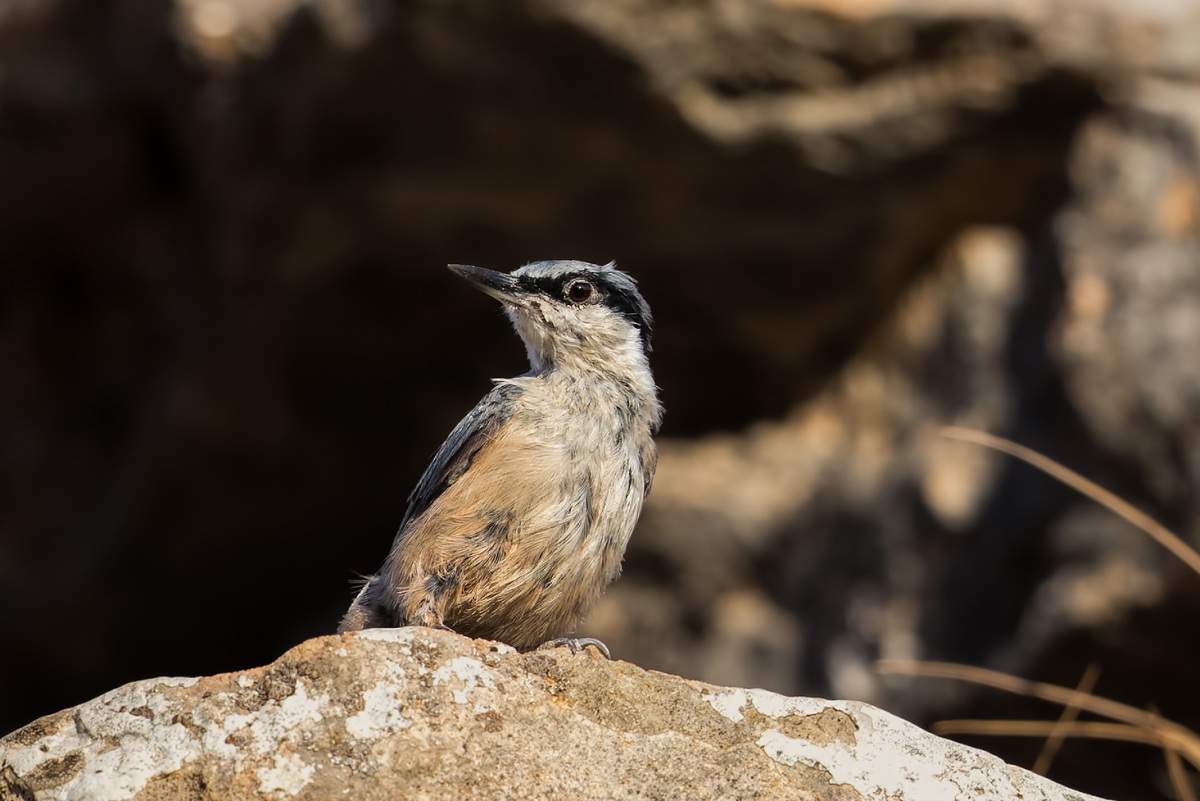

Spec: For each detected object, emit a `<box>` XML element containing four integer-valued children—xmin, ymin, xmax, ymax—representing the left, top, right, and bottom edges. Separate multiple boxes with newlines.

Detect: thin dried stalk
<box><xmin>1153</xmin><ymin>702</ymin><xmax>1199</xmax><ymax>801</ymax></box>
<box><xmin>886</xmin><ymin>429</ymin><xmax>1200</xmax><ymax>794</ymax></box>
<box><xmin>1164</xmin><ymin>744</ymin><xmax>1199</xmax><ymax>801</ymax></box>
<box><xmin>934</xmin><ymin>718</ymin><xmax>1198</xmax><ymax>801</ymax></box>
<box><xmin>939</xmin><ymin>427</ymin><xmax>1200</xmax><ymax>579</ymax></box>
<box><xmin>877</xmin><ymin>660</ymin><xmax>1200</xmax><ymax>771</ymax></box>
<box><xmin>932</xmin><ymin>718</ymin><xmax>1163</xmax><ymax>747</ymax></box>
<box><xmin>1034</xmin><ymin>664</ymin><xmax>1100</xmax><ymax>775</ymax></box>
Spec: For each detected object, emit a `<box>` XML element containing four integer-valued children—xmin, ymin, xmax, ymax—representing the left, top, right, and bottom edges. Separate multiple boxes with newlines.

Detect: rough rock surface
<box><xmin>0</xmin><ymin>627</ymin><xmax>1109</xmax><ymax>801</ymax></box>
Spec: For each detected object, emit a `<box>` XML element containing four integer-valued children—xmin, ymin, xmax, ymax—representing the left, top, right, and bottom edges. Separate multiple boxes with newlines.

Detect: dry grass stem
<box><xmin>877</xmin><ymin>660</ymin><xmax>1200</xmax><ymax>773</ymax></box>
<box><xmin>1164</xmin><ymin>742</ymin><xmax>1199</xmax><ymax>801</ymax></box>
<box><xmin>1033</xmin><ymin>664</ymin><xmax>1101</xmax><ymax>775</ymax></box>
<box><xmin>932</xmin><ymin>719</ymin><xmax>1163</xmax><ymax>747</ymax></box>
<box><xmin>939</xmin><ymin>427</ymin><xmax>1200</xmax><ymax>579</ymax></box>
<box><xmin>933</xmin><ymin>718</ymin><xmax>1198</xmax><ymax>801</ymax></box>
<box><xmin>885</xmin><ymin>428</ymin><xmax>1200</xmax><ymax>797</ymax></box>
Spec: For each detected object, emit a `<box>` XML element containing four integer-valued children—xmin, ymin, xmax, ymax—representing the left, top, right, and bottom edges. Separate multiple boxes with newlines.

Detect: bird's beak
<box><xmin>447</xmin><ymin>264</ymin><xmax>525</xmax><ymax>305</ymax></box>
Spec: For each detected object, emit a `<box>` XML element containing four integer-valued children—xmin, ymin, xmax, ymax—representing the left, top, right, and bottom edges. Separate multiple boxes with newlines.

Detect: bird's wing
<box><xmin>398</xmin><ymin>381</ymin><xmax>524</xmax><ymax>533</ymax></box>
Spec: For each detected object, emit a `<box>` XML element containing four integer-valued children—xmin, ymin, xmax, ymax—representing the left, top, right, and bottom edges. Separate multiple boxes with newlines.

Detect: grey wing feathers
<box><xmin>397</xmin><ymin>382</ymin><xmax>523</xmax><ymax>532</ymax></box>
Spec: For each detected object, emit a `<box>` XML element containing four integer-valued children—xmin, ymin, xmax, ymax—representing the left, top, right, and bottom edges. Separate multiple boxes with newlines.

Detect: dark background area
<box><xmin>3</xmin><ymin>1</ymin><xmax>1199</xmax><ymax>798</ymax></box>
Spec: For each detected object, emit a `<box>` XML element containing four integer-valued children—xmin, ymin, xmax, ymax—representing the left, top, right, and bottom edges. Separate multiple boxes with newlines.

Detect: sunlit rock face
<box><xmin>0</xmin><ymin>628</ymin><xmax>1111</xmax><ymax>801</ymax></box>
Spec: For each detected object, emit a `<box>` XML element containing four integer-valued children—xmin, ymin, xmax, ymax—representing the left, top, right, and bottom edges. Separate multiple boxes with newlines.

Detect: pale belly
<box><xmin>443</xmin><ymin>437</ymin><xmax>645</xmax><ymax>648</ymax></box>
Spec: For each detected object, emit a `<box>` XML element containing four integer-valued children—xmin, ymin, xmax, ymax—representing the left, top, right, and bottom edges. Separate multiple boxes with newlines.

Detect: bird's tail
<box><xmin>337</xmin><ymin>574</ymin><xmax>390</xmax><ymax>633</ymax></box>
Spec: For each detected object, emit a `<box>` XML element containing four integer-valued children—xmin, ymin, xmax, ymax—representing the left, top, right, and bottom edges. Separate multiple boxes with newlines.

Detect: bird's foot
<box><xmin>536</xmin><ymin>637</ymin><xmax>611</xmax><ymax>659</ymax></box>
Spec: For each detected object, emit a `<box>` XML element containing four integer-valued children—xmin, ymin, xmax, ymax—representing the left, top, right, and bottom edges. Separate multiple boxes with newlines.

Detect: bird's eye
<box><xmin>565</xmin><ymin>280</ymin><xmax>594</xmax><ymax>303</ymax></box>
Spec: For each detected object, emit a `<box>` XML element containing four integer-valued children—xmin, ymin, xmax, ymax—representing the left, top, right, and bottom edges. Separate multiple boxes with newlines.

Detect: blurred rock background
<box><xmin>2</xmin><ymin>0</ymin><xmax>1199</xmax><ymax>797</ymax></box>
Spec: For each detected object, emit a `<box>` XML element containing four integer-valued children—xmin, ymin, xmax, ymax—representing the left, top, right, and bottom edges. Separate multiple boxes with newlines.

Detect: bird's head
<box><xmin>448</xmin><ymin>260</ymin><xmax>653</xmax><ymax>376</ymax></box>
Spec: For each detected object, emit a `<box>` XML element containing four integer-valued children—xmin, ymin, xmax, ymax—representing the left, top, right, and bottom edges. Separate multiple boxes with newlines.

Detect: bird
<box><xmin>338</xmin><ymin>260</ymin><xmax>662</xmax><ymax>656</ymax></box>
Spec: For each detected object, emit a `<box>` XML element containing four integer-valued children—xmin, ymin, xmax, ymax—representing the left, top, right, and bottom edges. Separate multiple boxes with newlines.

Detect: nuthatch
<box><xmin>339</xmin><ymin>260</ymin><xmax>662</xmax><ymax>656</ymax></box>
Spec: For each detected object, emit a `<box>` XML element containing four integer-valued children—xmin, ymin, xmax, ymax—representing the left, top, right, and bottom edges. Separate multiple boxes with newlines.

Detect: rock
<box><xmin>1054</xmin><ymin>89</ymin><xmax>1200</xmax><ymax>499</ymax></box>
<box><xmin>0</xmin><ymin>627</ymin><xmax>1109</xmax><ymax>801</ymax></box>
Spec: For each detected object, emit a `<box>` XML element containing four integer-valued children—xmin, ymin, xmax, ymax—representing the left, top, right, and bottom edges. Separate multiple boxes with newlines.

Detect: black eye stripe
<box><xmin>522</xmin><ymin>273</ymin><xmax>598</xmax><ymax>300</ymax></box>
<box><xmin>518</xmin><ymin>270</ymin><xmax>653</xmax><ymax>350</ymax></box>
<box><xmin>601</xmin><ymin>287</ymin><xmax>652</xmax><ymax>351</ymax></box>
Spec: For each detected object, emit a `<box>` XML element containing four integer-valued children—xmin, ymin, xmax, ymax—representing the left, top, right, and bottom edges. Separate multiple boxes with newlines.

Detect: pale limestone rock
<box><xmin>2</xmin><ymin>627</ymin><xmax>1107</xmax><ymax>801</ymax></box>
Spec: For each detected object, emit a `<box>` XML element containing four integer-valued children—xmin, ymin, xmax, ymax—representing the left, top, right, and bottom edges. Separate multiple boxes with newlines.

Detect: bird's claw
<box><xmin>536</xmin><ymin>637</ymin><xmax>611</xmax><ymax>659</ymax></box>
